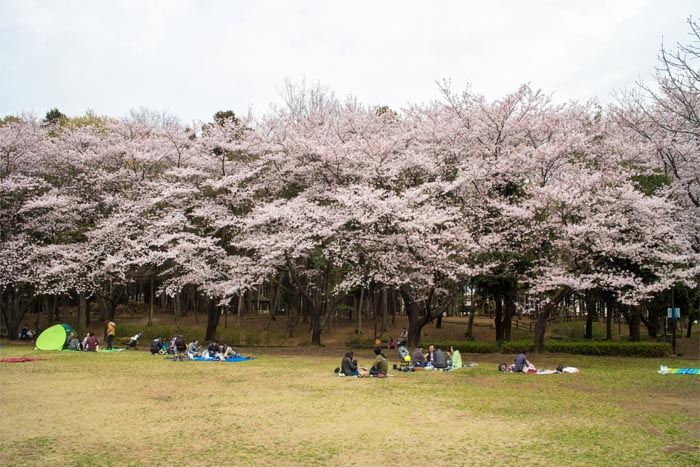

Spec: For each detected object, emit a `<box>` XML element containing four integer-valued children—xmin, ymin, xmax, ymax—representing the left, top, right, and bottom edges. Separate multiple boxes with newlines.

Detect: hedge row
<box><xmin>429</xmin><ymin>340</ymin><xmax>671</xmax><ymax>358</ymax></box>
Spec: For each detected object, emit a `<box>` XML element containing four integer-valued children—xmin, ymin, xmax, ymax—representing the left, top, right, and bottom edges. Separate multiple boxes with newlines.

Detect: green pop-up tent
<box><xmin>35</xmin><ymin>323</ymin><xmax>77</xmax><ymax>351</ymax></box>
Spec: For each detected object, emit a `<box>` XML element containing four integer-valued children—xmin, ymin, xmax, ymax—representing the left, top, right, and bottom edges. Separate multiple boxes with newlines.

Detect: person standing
<box><xmin>106</xmin><ymin>320</ymin><xmax>116</xmax><ymax>350</ymax></box>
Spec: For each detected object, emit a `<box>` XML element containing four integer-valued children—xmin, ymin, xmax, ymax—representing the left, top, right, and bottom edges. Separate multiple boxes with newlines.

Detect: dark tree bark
<box><xmin>0</xmin><ymin>286</ymin><xmax>34</xmax><ymax>340</ymax></box>
<box><xmin>494</xmin><ymin>294</ymin><xmax>504</xmax><ymax>341</ymax></box>
<box><xmin>205</xmin><ymin>298</ymin><xmax>220</xmax><ymax>341</ymax></box>
<box><xmin>534</xmin><ymin>286</ymin><xmax>573</xmax><ymax>352</ymax></box>
<box><xmin>605</xmin><ymin>296</ymin><xmax>614</xmax><ymax>341</ymax></box>
<box><xmin>629</xmin><ymin>305</ymin><xmax>641</xmax><ymax>342</ymax></box>
<box><xmin>401</xmin><ymin>286</ymin><xmax>455</xmax><ymax>348</ymax></box>
<box><xmin>78</xmin><ymin>291</ymin><xmax>87</xmax><ymax>332</ymax></box>
<box><xmin>584</xmin><ymin>293</ymin><xmax>595</xmax><ymax>340</ymax></box>
<box><xmin>504</xmin><ymin>282</ymin><xmax>516</xmax><ymax>342</ymax></box>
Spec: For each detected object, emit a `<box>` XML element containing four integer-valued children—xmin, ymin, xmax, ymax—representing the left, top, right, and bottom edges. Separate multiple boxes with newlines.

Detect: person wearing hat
<box><xmin>370</xmin><ymin>346</ymin><xmax>388</xmax><ymax>376</ymax></box>
<box><xmin>412</xmin><ymin>344</ymin><xmax>426</xmax><ymax>367</ymax></box>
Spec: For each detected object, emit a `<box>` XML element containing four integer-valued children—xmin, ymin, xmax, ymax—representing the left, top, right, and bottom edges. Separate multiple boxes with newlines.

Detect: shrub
<box><xmin>245</xmin><ymin>330</ymin><xmax>260</xmax><ymax>346</ymax></box>
<box><xmin>346</xmin><ymin>336</ymin><xmax>376</xmax><ymax>348</ymax></box>
<box><xmin>424</xmin><ymin>339</ymin><xmax>670</xmax><ymax>357</ymax></box>
<box><xmin>432</xmin><ymin>340</ymin><xmax>500</xmax><ymax>353</ymax></box>
<box><xmin>543</xmin><ymin>340</ymin><xmax>671</xmax><ymax>357</ymax></box>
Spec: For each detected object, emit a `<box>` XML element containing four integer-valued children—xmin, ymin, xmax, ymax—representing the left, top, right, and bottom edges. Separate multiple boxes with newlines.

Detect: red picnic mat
<box><xmin>0</xmin><ymin>357</ymin><xmax>48</xmax><ymax>363</ymax></box>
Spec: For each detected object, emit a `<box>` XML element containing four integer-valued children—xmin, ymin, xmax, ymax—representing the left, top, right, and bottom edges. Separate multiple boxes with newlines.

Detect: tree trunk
<box><xmin>534</xmin><ymin>286</ymin><xmax>573</xmax><ymax>352</ymax></box>
<box><xmin>534</xmin><ymin>305</ymin><xmax>547</xmax><ymax>353</ymax></box>
<box><xmin>494</xmin><ymin>294</ymin><xmax>504</xmax><ymax>341</ymax></box>
<box><xmin>237</xmin><ymin>293</ymin><xmax>244</xmax><ymax>327</ymax></box>
<box><xmin>629</xmin><ymin>305</ymin><xmax>641</xmax><ymax>342</ymax></box>
<box><xmin>286</xmin><ymin>288</ymin><xmax>299</xmax><ymax>338</ymax></box>
<box><xmin>401</xmin><ymin>287</ymin><xmax>455</xmax><ymax>348</ymax></box>
<box><xmin>78</xmin><ymin>291</ymin><xmax>86</xmax><ymax>333</ymax></box>
<box><xmin>205</xmin><ymin>299</ymin><xmax>220</xmax><ymax>341</ymax></box>
<box><xmin>1</xmin><ymin>286</ymin><xmax>34</xmax><ymax>340</ymax></box>
<box><xmin>45</xmin><ymin>295</ymin><xmax>55</xmax><ymax>327</ymax></box>
<box><xmin>85</xmin><ymin>293</ymin><xmax>91</xmax><ymax>329</ymax></box>
<box><xmin>605</xmin><ymin>296</ymin><xmax>613</xmax><ymax>341</ymax></box>
<box><xmin>381</xmin><ymin>287</ymin><xmax>389</xmax><ymax>333</ymax></box>
<box><xmin>465</xmin><ymin>306</ymin><xmax>476</xmax><ymax>339</ymax></box>
<box><xmin>148</xmin><ymin>274</ymin><xmax>155</xmax><ymax>326</ymax></box>
<box><xmin>172</xmin><ymin>293</ymin><xmax>180</xmax><ymax>328</ymax></box>
<box><xmin>504</xmin><ymin>283</ymin><xmax>516</xmax><ymax>342</ymax></box>
<box><xmin>357</xmin><ymin>288</ymin><xmax>364</xmax><ymax>335</ymax></box>
<box><xmin>584</xmin><ymin>293</ymin><xmax>595</xmax><ymax>340</ymax></box>
<box><xmin>404</xmin><ymin>301</ymin><xmax>423</xmax><ymax>348</ymax></box>
<box><xmin>310</xmin><ymin>300</ymin><xmax>322</xmax><ymax>346</ymax></box>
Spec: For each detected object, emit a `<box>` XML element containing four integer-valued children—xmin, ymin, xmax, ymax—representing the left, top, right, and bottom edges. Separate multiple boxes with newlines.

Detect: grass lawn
<box><xmin>0</xmin><ymin>345</ymin><xmax>698</xmax><ymax>467</ymax></box>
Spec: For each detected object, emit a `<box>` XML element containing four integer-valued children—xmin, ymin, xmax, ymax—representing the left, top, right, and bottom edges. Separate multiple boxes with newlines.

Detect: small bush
<box><xmin>218</xmin><ymin>327</ymin><xmax>241</xmax><ymax>345</ymax></box>
<box><xmin>432</xmin><ymin>340</ymin><xmax>500</xmax><ymax>353</ymax></box>
<box><xmin>245</xmin><ymin>330</ymin><xmax>260</xmax><ymax>346</ymax></box>
<box><xmin>425</xmin><ymin>339</ymin><xmax>670</xmax><ymax>357</ymax></box>
<box><xmin>346</xmin><ymin>336</ymin><xmax>376</xmax><ymax>348</ymax></box>
<box><xmin>544</xmin><ymin>340</ymin><xmax>671</xmax><ymax>357</ymax></box>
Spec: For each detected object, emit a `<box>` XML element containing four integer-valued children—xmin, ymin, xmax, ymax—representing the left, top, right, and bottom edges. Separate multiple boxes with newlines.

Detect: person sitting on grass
<box><xmin>67</xmin><ymin>332</ymin><xmax>81</xmax><ymax>351</ymax></box>
<box><xmin>187</xmin><ymin>339</ymin><xmax>201</xmax><ymax>358</ymax></box>
<box><xmin>341</xmin><ymin>351</ymin><xmax>358</xmax><ymax>376</ymax></box>
<box><xmin>449</xmin><ymin>346</ymin><xmax>462</xmax><ymax>369</ymax></box>
<box><xmin>426</xmin><ymin>344</ymin><xmax>436</xmax><ymax>365</ymax></box>
<box><xmin>83</xmin><ymin>332</ymin><xmax>99</xmax><ymax>352</ymax></box>
<box><xmin>370</xmin><ymin>346</ymin><xmax>388</xmax><ymax>376</ymax></box>
<box><xmin>150</xmin><ymin>336</ymin><xmax>163</xmax><ymax>355</ymax></box>
<box><xmin>433</xmin><ymin>346</ymin><xmax>448</xmax><ymax>369</ymax></box>
<box><xmin>219</xmin><ymin>343</ymin><xmax>238</xmax><ymax>360</ymax></box>
<box><xmin>513</xmin><ymin>349</ymin><xmax>532</xmax><ymax>373</ymax></box>
<box><xmin>204</xmin><ymin>341</ymin><xmax>220</xmax><ymax>359</ymax></box>
<box><xmin>412</xmin><ymin>344</ymin><xmax>427</xmax><ymax>367</ymax></box>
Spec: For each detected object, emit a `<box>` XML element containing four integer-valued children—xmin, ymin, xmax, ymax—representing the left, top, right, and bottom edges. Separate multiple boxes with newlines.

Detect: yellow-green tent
<box><xmin>35</xmin><ymin>324</ymin><xmax>77</xmax><ymax>351</ymax></box>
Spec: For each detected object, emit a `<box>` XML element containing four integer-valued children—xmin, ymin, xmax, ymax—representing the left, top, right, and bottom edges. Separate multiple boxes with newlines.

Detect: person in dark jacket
<box><xmin>150</xmin><ymin>336</ymin><xmax>163</xmax><ymax>354</ymax></box>
<box><xmin>514</xmin><ymin>349</ymin><xmax>530</xmax><ymax>372</ymax></box>
<box><xmin>433</xmin><ymin>347</ymin><xmax>447</xmax><ymax>369</ymax></box>
<box><xmin>412</xmin><ymin>344</ymin><xmax>426</xmax><ymax>367</ymax></box>
<box><xmin>341</xmin><ymin>351</ymin><xmax>358</xmax><ymax>376</ymax></box>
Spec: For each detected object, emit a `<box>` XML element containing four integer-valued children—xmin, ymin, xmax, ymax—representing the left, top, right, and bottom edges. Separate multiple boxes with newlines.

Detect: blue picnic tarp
<box><xmin>190</xmin><ymin>356</ymin><xmax>253</xmax><ymax>362</ymax></box>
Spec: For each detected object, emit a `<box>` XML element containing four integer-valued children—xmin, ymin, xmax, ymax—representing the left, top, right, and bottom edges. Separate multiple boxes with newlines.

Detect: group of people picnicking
<box><xmin>63</xmin><ymin>320</ymin><xmax>117</xmax><ymax>352</ymax></box>
<box><xmin>338</xmin><ymin>340</ymin><xmax>581</xmax><ymax>377</ymax></box>
<box><xmin>37</xmin><ymin>318</ymin><xmax>572</xmax><ymax>374</ymax></box>
<box><xmin>149</xmin><ymin>335</ymin><xmax>252</xmax><ymax>361</ymax></box>
<box><xmin>338</xmin><ymin>342</ymin><xmax>466</xmax><ymax>377</ymax></box>
<box><xmin>19</xmin><ymin>322</ymin><xmax>40</xmax><ymax>341</ymax></box>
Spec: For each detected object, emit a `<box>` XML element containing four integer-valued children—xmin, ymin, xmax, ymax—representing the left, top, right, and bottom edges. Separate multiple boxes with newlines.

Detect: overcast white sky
<box><xmin>0</xmin><ymin>1</ymin><xmax>696</xmax><ymax>123</ymax></box>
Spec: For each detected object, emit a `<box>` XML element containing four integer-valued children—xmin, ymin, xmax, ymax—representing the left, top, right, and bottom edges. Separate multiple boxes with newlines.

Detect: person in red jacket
<box><xmin>83</xmin><ymin>332</ymin><xmax>99</xmax><ymax>352</ymax></box>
